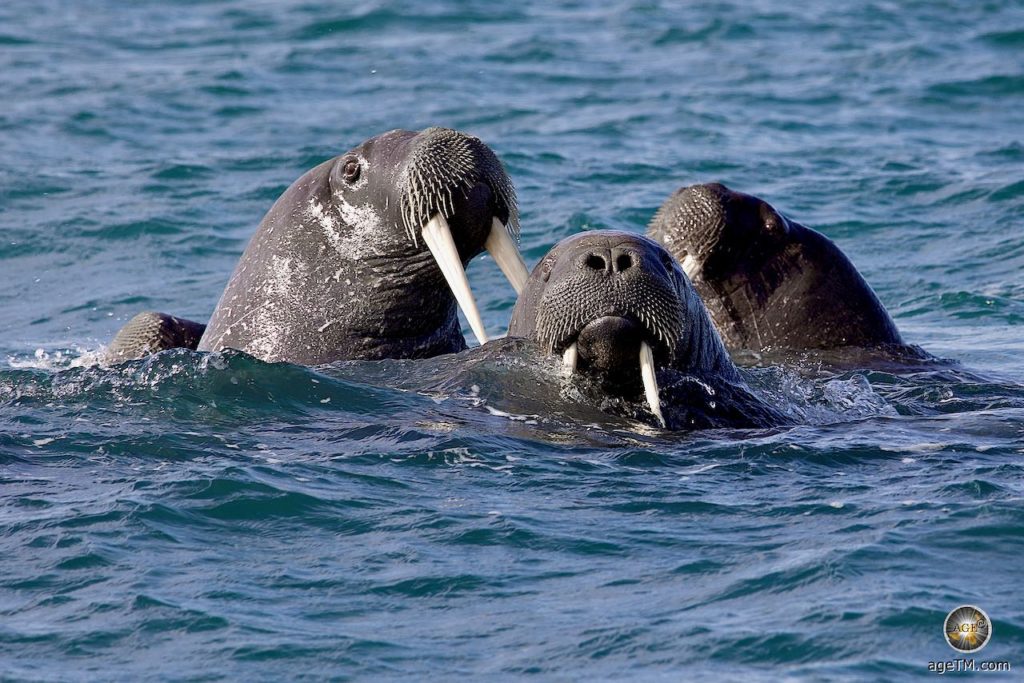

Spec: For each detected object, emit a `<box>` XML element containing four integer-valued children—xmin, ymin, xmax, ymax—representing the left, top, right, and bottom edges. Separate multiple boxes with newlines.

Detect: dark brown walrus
<box><xmin>507</xmin><ymin>230</ymin><xmax>789</xmax><ymax>430</ymax></box>
<box><xmin>647</xmin><ymin>182</ymin><xmax>925</xmax><ymax>359</ymax></box>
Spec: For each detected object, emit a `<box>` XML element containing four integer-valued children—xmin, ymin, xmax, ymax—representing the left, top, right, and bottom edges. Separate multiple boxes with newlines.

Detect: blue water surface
<box><xmin>2</xmin><ymin>1</ymin><xmax>1024</xmax><ymax>680</ymax></box>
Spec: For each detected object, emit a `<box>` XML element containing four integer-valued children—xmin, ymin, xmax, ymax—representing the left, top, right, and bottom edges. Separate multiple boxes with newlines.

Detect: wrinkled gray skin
<box><xmin>508</xmin><ymin>231</ymin><xmax>788</xmax><ymax>430</ymax></box>
<box><xmin>647</xmin><ymin>183</ymin><xmax>910</xmax><ymax>354</ymax></box>
<box><xmin>107</xmin><ymin>127</ymin><xmax>516</xmax><ymax>364</ymax></box>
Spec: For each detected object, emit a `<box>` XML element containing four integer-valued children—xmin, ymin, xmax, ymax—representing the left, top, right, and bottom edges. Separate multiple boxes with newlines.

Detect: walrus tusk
<box><xmin>562</xmin><ymin>342</ymin><xmax>578</xmax><ymax>373</ymax></box>
<box><xmin>639</xmin><ymin>341</ymin><xmax>666</xmax><ymax>428</ymax></box>
<box><xmin>422</xmin><ymin>213</ymin><xmax>489</xmax><ymax>346</ymax></box>
<box><xmin>680</xmin><ymin>254</ymin><xmax>699</xmax><ymax>280</ymax></box>
<box><xmin>485</xmin><ymin>217</ymin><xmax>529</xmax><ymax>295</ymax></box>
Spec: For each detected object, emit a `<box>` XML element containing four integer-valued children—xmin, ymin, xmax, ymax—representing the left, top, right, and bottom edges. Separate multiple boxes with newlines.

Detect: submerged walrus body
<box><xmin>107</xmin><ymin>127</ymin><xmax>528</xmax><ymax>364</ymax></box>
<box><xmin>508</xmin><ymin>231</ymin><xmax>789</xmax><ymax>430</ymax></box>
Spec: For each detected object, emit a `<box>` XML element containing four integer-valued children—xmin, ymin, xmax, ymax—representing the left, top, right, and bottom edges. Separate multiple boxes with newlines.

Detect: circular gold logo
<box><xmin>944</xmin><ymin>605</ymin><xmax>992</xmax><ymax>653</ymax></box>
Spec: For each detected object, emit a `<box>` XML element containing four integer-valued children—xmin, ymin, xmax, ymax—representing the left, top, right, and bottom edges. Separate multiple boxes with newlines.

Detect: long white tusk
<box><xmin>422</xmin><ymin>213</ymin><xmax>489</xmax><ymax>346</ymax></box>
<box><xmin>680</xmin><ymin>254</ymin><xmax>699</xmax><ymax>280</ymax></box>
<box><xmin>485</xmin><ymin>217</ymin><xmax>529</xmax><ymax>295</ymax></box>
<box><xmin>639</xmin><ymin>341</ymin><xmax>666</xmax><ymax>428</ymax></box>
<box><xmin>562</xmin><ymin>342</ymin><xmax>578</xmax><ymax>373</ymax></box>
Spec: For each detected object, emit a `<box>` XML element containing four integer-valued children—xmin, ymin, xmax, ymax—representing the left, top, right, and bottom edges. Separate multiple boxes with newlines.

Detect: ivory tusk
<box><xmin>422</xmin><ymin>213</ymin><xmax>489</xmax><ymax>346</ymax></box>
<box><xmin>485</xmin><ymin>217</ymin><xmax>530</xmax><ymax>295</ymax></box>
<box><xmin>640</xmin><ymin>341</ymin><xmax>666</xmax><ymax>428</ymax></box>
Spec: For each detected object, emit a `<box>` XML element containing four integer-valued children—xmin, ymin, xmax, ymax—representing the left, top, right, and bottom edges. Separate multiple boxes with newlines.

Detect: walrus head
<box><xmin>508</xmin><ymin>231</ymin><xmax>734</xmax><ymax>427</ymax></box>
<box><xmin>327</xmin><ymin>127</ymin><xmax>526</xmax><ymax>346</ymax></box>
<box><xmin>646</xmin><ymin>182</ymin><xmax>791</xmax><ymax>284</ymax></box>
<box><xmin>646</xmin><ymin>182</ymin><xmax>908</xmax><ymax>353</ymax></box>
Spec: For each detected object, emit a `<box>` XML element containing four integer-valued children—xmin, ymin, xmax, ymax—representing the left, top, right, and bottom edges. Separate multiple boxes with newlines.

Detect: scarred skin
<box><xmin>647</xmin><ymin>183</ymin><xmax>914</xmax><ymax>355</ymax></box>
<box><xmin>508</xmin><ymin>230</ymin><xmax>789</xmax><ymax>430</ymax></box>
<box><xmin>107</xmin><ymin>127</ymin><xmax>517</xmax><ymax>364</ymax></box>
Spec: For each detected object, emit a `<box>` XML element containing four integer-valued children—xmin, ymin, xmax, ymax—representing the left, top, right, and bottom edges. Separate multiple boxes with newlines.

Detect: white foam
<box><xmin>484</xmin><ymin>405</ymin><xmax>539</xmax><ymax>423</ymax></box>
<box><xmin>7</xmin><ymin>345</ymin><xmax>107</xmax><ymax>370</ymax></box>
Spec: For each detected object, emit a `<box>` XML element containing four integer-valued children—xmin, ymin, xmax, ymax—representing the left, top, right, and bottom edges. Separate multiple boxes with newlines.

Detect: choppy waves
<box><xmin>2</xmin><ymin>345</ymin><xmax>1023</xmax><ymax>677</ymax></box>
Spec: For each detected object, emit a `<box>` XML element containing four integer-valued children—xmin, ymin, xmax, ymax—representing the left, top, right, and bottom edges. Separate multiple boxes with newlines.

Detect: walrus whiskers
<box><xmin>396</xmin><ymin>130</ymin><xmax>524</xmax><ymax>341</ymax></box>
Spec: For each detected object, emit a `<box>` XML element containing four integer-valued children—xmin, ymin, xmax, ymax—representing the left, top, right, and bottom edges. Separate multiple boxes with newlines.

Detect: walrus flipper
<box><xmin>107</xmin><ymin>311</ymin><xmax>206</xmax><ymax>361</ymax></box>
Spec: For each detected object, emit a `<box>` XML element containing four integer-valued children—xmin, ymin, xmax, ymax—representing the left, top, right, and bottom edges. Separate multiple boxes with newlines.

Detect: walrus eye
<box><xmin>341</xmin><ymin>158</ymin><xmax>361</xmax><ymax>184</ymax></box>
<box><xmin>760</xmin><ymin>204</ymin><xmax>787</xmax><ymax>237</ymax></box>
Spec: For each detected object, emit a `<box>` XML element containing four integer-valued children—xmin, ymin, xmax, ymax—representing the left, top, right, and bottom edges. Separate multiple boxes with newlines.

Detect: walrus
<box><xmin>107</xmin><ymin>127</ymin><xmax>528</xmax><ymax>364</ymax></box>
<box><xmin>507</xmin><ymin>230</ymin><xmax>789</xmax><ymax>430</ymax></box>
<box><xmin>647</xmin><ymin>182</ymin><xmax>919</xmax><ymax>356</ymax></box>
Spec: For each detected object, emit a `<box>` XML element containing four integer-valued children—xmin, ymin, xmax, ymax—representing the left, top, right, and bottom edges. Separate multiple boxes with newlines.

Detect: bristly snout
<box><xmin>509</xmin><ymin>231</ymin><xmax>694</xmax><ymax>428</ymax></box>
<box><xmin>532</xmin><ymin>233</ymin><xmax>685</xmax><ymax>362</ymax></box>
<box><xmin>647</xmin><ymin>183</ymin><xmax>730</xmax><ymax>279</ymax></box>
<box><xmin>398</xmin><ymin>127</ymin><xmax>519</xmax><ymax>248</ymax></box>
<box><xmin>647</xmin><ymin>182</ymin><xmax>790</xmax><ymax>281</ymax></box>
<box><xmin>385</xmin><ymin>127</ymin><xmax>527</xmax><ymax>346</ymax></box>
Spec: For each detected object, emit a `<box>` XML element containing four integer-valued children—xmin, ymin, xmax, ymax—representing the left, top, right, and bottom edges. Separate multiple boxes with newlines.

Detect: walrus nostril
<box><xmin>614</xmin><ymin>252</ymin><xmax>634</xmax><ymax>273</ymax></box>
<box><xmin>585</xmin><ymin>254</ymin><xmax>608</xmax><ymax>272</ymax></box>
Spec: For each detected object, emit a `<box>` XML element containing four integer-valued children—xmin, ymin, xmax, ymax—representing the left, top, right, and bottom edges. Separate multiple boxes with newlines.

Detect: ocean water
<box><xmin>2</xmin><ymin>0</ymin><xmax>1024</xmax><ymax>679</ymax></box>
